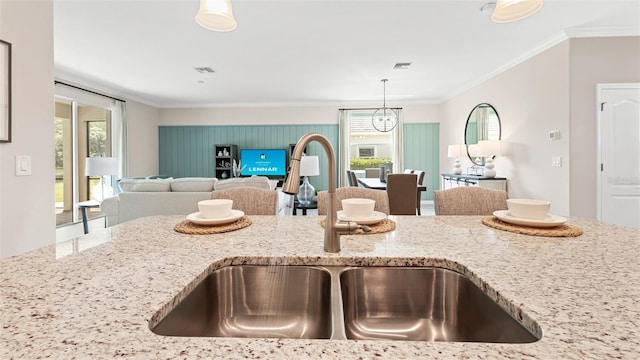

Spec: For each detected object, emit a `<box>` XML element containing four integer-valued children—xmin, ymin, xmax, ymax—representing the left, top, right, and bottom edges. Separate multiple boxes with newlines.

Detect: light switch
<box><xmin>16</xmin><ymin>155</ymin><xmax>32</xmax><ymax>176</ymax></box>
<box><xmin>551</xmin><ymin>156</ymin><xmax>562</xmax><ymax>167</ymax></box>
<box><xmin>549</xmin><ymin>130</ymin><xmax>561</xmax><ymax>141</ymax></box>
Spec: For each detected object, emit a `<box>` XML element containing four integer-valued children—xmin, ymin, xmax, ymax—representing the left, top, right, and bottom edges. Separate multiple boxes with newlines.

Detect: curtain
<box><xmin>112</xmin><ymin>100</ymin><xmax>128</xmax><ymax>183</ymax></box>
<box><xmin>394</xmin><ymin>109</ymin><xmax>404</xmax><ymax>173</ymax></box>
<box><xmin>477</xmin><ymin>106</ymin><xmax>489</xmax><ymax>142</ymax></box>
<box><xmin>338</xmin><ymin>109</ymin><xmax>351</xmax><ymax>187</ymax></box>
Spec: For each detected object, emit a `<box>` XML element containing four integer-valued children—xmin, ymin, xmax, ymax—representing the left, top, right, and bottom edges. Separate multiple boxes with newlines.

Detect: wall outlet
<box><xmin>551</xmin><ymin>156</ymin><xmax>562</xmax><ymax>167</ymax></box>
<box><xmin>549</xmin><ymin>130</ymin><xmax>561</xmax><ymax>140</ymax></box>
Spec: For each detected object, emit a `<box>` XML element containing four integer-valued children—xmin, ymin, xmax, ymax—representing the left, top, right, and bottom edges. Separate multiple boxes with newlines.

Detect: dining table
<box><xmin>357</xmin><ymin>177</ymin><xmax>427</xmax><ymax>192</ymax></box>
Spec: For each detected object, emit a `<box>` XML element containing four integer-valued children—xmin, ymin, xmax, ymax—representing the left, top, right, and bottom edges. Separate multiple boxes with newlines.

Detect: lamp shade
<box><xmin>85</xmin><ymin>157</ymin><xmax>119</xmax><ymax>176</ymax></box>
<box><xmin>477</xmin><ymin>140</ymin><xmax>502</xmax><ymax>157</ymax></box>
<box><xmin>299</xmin><ymin>155</ymin><xmax>320</xmax><ymax>177</ymax></box>
<box><xmin>195</xmin><ymin>0</ymin><xmax>237</xmax><ymax>32</ymax></box>
<box><xmin>491</xmin><ymin>0</ymin><xmax>543</xmax><ymax>23</ymax></box>
<box><xmin>447</xmin><ymin>144</ymin><xmax>463</xmax><ymax>158</ymax></box>
<box><xmin>468</xmin><ymin>144</ymin><xmax>479</xmax><ymax>157</ymax></box>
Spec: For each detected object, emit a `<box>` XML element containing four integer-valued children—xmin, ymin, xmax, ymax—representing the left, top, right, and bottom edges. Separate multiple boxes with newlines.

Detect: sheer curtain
<box><xmin>394</xmin><ymin>109</ymin><xmax>404</xmax><ymax>173</ymax></box>
<box><xmin>112</xmin><ymin>100</ymin><xmax>128</xmax><ymax>180</ymax></box>
<box><xmin>338</xmin><ymin>109</ymin><xmax>351</xmax><ymax>187</ymax></box>
<box><xmin>477</xmin><ymin>106</ymin><xmax>489</xmax><ymax>141</ymax></box>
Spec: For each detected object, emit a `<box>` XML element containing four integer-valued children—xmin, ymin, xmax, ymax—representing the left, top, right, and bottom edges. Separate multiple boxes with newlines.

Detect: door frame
<box><xmin>595</xmin><ymin>83</ymin><xmax>640</xmax><ymax>222</ymax></box>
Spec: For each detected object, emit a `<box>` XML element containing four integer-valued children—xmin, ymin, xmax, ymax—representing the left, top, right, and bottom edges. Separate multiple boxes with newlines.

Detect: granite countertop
<box><xmin>1</xmin><ymin>215</ymin><xmax>639</xmax><ymax>359</ymax></box>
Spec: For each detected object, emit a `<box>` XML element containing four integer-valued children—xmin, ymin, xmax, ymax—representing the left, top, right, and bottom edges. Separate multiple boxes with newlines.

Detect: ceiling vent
<box><xmin>194</xmin><ymin>67</ymin><xmax>215</xmax><ymax>74</ymax></box>
<box><xmin>393</xmin><ymin>62</ymin><xmax>412</xmax><ymax>70</ymax></box>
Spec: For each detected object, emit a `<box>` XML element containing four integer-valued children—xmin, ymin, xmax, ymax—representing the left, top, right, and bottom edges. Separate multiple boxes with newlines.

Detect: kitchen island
<box><xmin>1</xmin><ymin>215</ymin><xmax>639</xmax><ymax>359</ymax></box>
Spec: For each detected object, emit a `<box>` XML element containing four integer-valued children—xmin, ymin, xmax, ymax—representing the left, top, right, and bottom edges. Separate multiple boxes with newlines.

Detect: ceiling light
<box><xmin>491</xmin><ymin>0</ymin><xmax>543</xmax><ymax>23</ymax></box>
<box><xmin>371</xmin><ymin>79</ymin><xmax>398</xmax><ymax>133</ymax></box>
<box><xmin>195</xmin><ymin>0</ymin><xmax>237</xmax><ymax>32</ymax></box>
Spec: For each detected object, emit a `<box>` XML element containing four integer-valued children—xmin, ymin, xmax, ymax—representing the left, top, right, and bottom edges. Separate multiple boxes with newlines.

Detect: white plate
<box><xmin>337</xmin><ymin>210</ymin><xmax>387</xmax><ymax>225</ymax></box>
<box><xmin>493</xmin><ymin>210</ymin><xmax>567</xmax><ymax>228</ymax></box>
<box><xmin>186</xmin><ymin>209</ymin><xmax>245</xmax><ymax>225</ymax></box>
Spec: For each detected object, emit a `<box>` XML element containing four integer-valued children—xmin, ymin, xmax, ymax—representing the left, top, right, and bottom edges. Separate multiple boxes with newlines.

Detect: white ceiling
<box><xmin>53</xmin><ymin>0</ymin><xmax>640</xmax><ymax>108</ymax></box>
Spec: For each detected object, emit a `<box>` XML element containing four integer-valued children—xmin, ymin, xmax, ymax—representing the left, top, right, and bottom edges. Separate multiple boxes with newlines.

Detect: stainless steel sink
<box><xmin>151</xmin><ymin>265</ymin><xmax>333</xmax><ymax>339</ymax></box>
<box><xmin>151</xmin><ymin>264</ymin><xmax>540</xmax><ymax>343</ymax></box>
<box><xmin>340</xmin><ymin>267</ymin><xmax>539</xmax><ymax>343</ymax></box>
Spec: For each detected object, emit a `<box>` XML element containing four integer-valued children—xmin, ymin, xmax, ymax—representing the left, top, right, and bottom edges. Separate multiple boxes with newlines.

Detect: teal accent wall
<box><xmin>159</xmin><ymin>125</ymin><xmax>339</xmax><ymax>192</ymax></box>
<box><xmin>159</xmin><ymin>123</ymin><xmax>440</xmax><ymax>200</ymax></box>
<box><xmin>403</xmin><ymin>123</ymin><xmax>440</xmax><ymax>200</ymax></box>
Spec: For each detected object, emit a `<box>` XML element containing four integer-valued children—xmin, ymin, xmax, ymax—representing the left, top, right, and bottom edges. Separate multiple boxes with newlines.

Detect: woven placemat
<box><xmin>174</xmin><ymin>216</ymin><xmax>252</xmax><ymax>234</ymax></box>
<box><xmin>482</xmin><ymin>216</ymin><xmax>583</xmax><ymax>237</ymax></box>
<box><xmin>320</xmin><ymin>217</ymin><xmax>396</xmax><ymax>234</ymax></box>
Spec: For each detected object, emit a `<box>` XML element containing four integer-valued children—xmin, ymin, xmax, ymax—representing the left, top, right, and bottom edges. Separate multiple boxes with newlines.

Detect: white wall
<box><xmin>126</xmin><ymin>101</ymin><xmax>160</xmax><ymax>177</ymax></box>
<box><xmin>440</xmin><ymin>41</ymin><xmax>572</xmax><ymax>216</ymax></box>
<box><xmin>569</xmin><ymin>37</ymin><xmax>640</xmax><ymax>219</ymax></box>
<box><xmin>0</xmin><ymin>0</ymin><xmax>55</xmax><ymax>258</ymax></box>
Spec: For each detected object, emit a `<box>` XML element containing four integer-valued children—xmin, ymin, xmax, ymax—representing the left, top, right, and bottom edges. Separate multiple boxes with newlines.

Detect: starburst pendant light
<box><xmin>195</xmin><ymin>0</ymin><xmax>237</xmax><ymax>32</ymax></box>
<box><xmin>491</xmin><ymin>0</ymin><xmax>543</xmax><ymax>23</ymax></box>
<box><xmin>372</xmin><ymin>79</ymin><xmax>398</xmax><ymax>132</ymax></box>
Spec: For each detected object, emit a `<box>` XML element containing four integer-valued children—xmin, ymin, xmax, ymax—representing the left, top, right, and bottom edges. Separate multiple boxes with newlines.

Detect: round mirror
<box><xmin>464</xmin><ymin>103</ymin><xmax>501</xmax><ymax>166</ymax></box>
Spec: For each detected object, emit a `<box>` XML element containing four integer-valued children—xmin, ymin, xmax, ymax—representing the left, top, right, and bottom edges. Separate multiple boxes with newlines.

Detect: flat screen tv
<box><xmin>240</xmin><ymin>149</ymin><xmax>288</xmax><ymax>177</ymax></box>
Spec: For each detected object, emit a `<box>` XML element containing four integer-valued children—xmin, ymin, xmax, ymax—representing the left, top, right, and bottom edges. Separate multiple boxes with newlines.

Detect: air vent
<box><xmin>194</xmin><ymin>67</ymin><xmax>215</xmax><ymax>74</ymax></box>
<box><xmin>393</xmin><ymin>62</ymin><xmax>412</xmax><ymax>70</ymax></box>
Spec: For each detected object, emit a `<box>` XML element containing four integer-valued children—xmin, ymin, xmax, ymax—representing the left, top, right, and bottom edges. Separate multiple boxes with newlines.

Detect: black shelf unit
<box><xmin>214</xmin><ymin>144</ymin><xmax>238</xmax><ymax>179</ymax></box>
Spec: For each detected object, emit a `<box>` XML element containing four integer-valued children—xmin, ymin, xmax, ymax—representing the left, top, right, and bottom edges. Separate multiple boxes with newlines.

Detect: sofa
<box><xmin>101</xmin><ymin>176</ymin><xmax>289</xmax><ymax>227</ymax></box>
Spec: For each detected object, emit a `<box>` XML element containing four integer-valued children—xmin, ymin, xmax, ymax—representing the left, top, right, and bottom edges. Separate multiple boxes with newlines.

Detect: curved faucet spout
<box><xmin>282</xmin><ymin>132</ymin><xmax>345</xmax><ymax>253</ymax></box>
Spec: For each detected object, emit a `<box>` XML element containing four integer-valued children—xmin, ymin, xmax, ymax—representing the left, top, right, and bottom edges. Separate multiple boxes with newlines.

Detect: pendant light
<box><xmin>195</xmin><ymin>0</ymin><xmax>237</xmax><ymax>32</ymax></box>
<box><xmin>372</xmin><ymin>79</ymin><xmax>398</xmax><ymax>132</ymax></box>
<box><xmin>491</xmin><ymin>0</ymin><xmax>543</xmax><ymax>23</ymax></box>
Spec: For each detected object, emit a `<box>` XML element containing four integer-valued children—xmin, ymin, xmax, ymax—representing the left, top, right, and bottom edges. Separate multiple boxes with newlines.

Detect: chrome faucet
<box><xmin>282</xmin><ymin>132</ymin><xmax>368</xmax><ymax>253</ymax></box>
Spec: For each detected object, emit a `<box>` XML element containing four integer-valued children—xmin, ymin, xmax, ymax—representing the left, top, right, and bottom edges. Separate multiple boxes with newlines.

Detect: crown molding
<box><xmin>565</xmin><ymin>25</ymin><xmax>640</xmax><ymax>38</ymax></box>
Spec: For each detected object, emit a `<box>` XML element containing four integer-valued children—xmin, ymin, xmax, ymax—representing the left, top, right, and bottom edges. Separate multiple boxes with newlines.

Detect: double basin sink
<box><xmin>151</xmin><ymin>265</ymin><xmax>540</xmax><ymax>343</ymax></box>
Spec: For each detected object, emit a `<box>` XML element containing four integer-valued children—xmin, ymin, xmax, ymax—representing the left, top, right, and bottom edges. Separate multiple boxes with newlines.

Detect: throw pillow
<box><xmin>118</xmin><ymin>178</ymin><xmax>172</xmax><ymax>192</ymax></box>
<box><xmin>171</xmin><ymin>177</ymin><xmax>217</xmax><ymax>192</ymax></box>
<box><xmin>214</xmin><ymin>176</ymin><xmax>272</xmax><ymax>190</ymax></box>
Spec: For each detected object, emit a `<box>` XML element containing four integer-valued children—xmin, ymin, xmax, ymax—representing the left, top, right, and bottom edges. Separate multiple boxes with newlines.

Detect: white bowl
<box><xmin>198</xmin><ymin>199</ymin><xmax>233</xmax><ymax>219</ymax></box>
<box><xmin>507</xmin><ymin>199</ymin><xmax>550</xmax><ymax>219</ymax></box>
<box><xmin>341</xmin><ymin>198</ymin><xmax>376</xmax><ymax>219</ymax></box>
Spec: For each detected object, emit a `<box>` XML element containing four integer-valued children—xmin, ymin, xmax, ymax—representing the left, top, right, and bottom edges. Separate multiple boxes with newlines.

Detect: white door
<box><xmin>598</xmin><ymin>84</ymin><xmax>640</xmax><ymax>229</ymax></box>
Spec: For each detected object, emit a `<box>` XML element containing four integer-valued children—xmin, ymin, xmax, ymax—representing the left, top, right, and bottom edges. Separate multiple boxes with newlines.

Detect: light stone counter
<box><xmin>1</xmin><ymin>215</ymin><xmax>639</xmax><ymax>359</ymax></box>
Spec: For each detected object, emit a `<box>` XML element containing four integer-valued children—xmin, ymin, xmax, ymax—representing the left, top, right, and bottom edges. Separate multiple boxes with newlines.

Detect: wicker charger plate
<box><xmin>482</xmin><ymin>216</ymin><xmax>582</xmax><ymax>237</ymax></box>
<box><xmin>174</xmin><ymin>216</ymin><xmax>252</xmax><ymax>234</ymax></box>
<box><xmin>320</xmin><ymin>217</ymin><xmax>396</xmax><ymax>234</ymax></box>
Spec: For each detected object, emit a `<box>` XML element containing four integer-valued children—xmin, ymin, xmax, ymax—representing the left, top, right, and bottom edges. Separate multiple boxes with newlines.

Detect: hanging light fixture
<box><xmin>195</xmin><ymin>0</ymin><xmax>237</xmax><ymax>32</ymax></box>
<box><xmin>372</xmin><ymin>79</ymin><xmax>398</xmax><ymax>132</ymax></box>
<box><xmin>491</xmin><ymin>0</ymin><xmax>543</xmax><ymax>23</ymax></box>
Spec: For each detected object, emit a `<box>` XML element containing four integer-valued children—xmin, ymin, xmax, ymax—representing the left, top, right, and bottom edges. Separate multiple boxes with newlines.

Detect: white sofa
<box><xmin>101</xmin><ymin>176</ymin><xmax>290</xmax><ymax>227</ymax></box>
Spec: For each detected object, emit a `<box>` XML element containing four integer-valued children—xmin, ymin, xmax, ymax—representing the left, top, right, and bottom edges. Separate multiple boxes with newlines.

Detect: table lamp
<box><xmin>447</xmin><ymin>144</ymin><xmax>464</xmax><ymax>175</ymax></box>
<box><xmin>85</xmin><ymin>157</ymin><xmax>119</xmax><ymax>201</ymax></box>
<box><xmin>298</xmin><ymin>155</ymin><xmax>319</xmax><ymax>205</ymax></box>
<box><xmin>477</xmin><ymin>140</ymin><xmax>502</xmax><ymax>178</ymax></box>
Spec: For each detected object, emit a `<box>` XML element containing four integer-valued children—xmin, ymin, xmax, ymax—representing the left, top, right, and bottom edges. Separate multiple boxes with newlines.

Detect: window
<box><xmin>339</xmin><ymin>109</ymin><xmax>402</xmax><ymax>185</ymax></box>
<box><xmin>55</xmin><ymin>99</ymin><xmax>112</xmax><ymax>227</ymax></box>
<box><xmin>358</xmin><ymin>146</ymin><xmax>375</xmax><ymax>158</ymax></box>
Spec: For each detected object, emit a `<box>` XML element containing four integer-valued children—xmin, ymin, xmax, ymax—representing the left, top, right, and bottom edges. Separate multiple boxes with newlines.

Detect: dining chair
<box><xmin>346</xmin><ymin>170</ymin><xmax>359</xmax><ymax>187</ymax></box>
<box><xmin>414</xmin><ymin>170</ymin><xmax>426</xmax><ymax>215</ymax></box>
<box><xmin>317</xmin><ymin>187</ymin><xmax>390</xmax><ymax>215</ymax></box>
<box><xmin>433</xmin><ymin>187</ymin><xmax>508</xmax><ymax>215</ymax></box>
<box><xmin>210</xmin><ymin>187</ymin><xmax>279</xmax><ymax>215</ymax></box>
<box><xmin>364</xmin><ymin>168</ymin><xmax>381</xmax><ymax>178</ymax></box>
<box><xmin>386</xmin><ymin>173</ymin><xmax>418</xmax><ymax>215</ymax></box>
<box><xmin>403</xmin><ymin>169</ymin><xmax>414</xmax><ymax>174</ymax></box>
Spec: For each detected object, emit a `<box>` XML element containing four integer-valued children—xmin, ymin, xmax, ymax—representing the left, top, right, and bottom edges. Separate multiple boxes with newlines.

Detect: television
<box><xmin>240</xmin><ymin>149</ymin><xmax>288</xmax><ymax>177</ymax></box>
